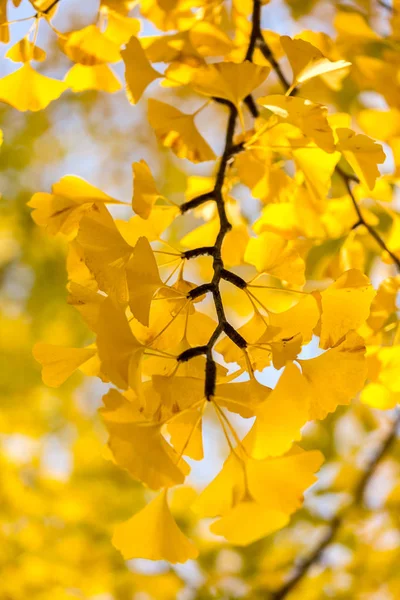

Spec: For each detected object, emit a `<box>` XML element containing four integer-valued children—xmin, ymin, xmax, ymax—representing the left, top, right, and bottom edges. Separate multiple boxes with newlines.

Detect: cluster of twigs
<box><xmin>175</xmin><ymin>0</ymin><xmax>400</xmax><ymax>595</ymax></box>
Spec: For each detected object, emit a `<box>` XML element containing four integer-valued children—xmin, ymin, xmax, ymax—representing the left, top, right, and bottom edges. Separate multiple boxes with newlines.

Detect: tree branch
<box><xmin>339</xmin><ymin>170</ymin><xmax>400</xmax><ymax>270</ymax></box>
<box><xmin>272</xmin><ymin>411</ymin><xmax>400</xmax><ymax>599</ymax></box>
<box><xmin>177</xmin><ymin>0</ymin><xmax>265</xmax><ymax>398</ymax></box>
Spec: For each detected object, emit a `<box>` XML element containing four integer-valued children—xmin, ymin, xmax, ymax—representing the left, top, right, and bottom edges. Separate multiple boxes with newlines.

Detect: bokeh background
<box><xmin>1</xmin><ymin>1</ymin><xmax>400</xmax><ymax>599</ymax></box>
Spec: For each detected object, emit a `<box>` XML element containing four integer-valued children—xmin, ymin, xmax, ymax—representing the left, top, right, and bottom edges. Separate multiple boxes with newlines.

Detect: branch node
<box><xmin>187</xmin><ymin>283</ymin><xmax>214</xmax><ymax>301</ymax></box>
<box><xmin>223</xmin><ymin>322</ymin><xmax>247</xmax><ymax>349</ymax></box>
<box><xmin>177</xmin><ymin>346</ymin><xmax>208</xmax><ymax>362</ymax></box>
<box><xmin>221</xmin><ymin>269</ymin><xmax>247</xmax><ymax>289</ymax></box>
<box><xmin>183</xmin><ymin>247</ymin><xmax>216</xmax><ymax>260</ymax></box>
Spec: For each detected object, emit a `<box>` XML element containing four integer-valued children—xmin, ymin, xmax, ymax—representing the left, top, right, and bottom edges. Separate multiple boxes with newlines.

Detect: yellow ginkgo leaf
<box><xmin>148</xmin><ymin>98</ymin><xmax>216</xmax><ymax>163</ymax></box>
<box><xmin>193</xmin><ymin>453</ymin><xmax>246</xmax><ymax>518</ymax></box>
<box><xmin>6</xmin><ymin>39</ymin><xmax>46</xmax><ymax>62</ymax></box>
<box><xmin>0</xmin><ymin>64</ymin><xmax>68</xmax><ymax>112</ymax></box>
<box><xmin>293</xmin><ymin>146</ymin><xmax>340</xmax><ymax>207</ymax></box>
<box><xmin>60</xmin><ymin>24</ymin><xmax>121</xmax><ymax>65</ymax></box>
<box><xmin>267</xmin><ymin>294</ymin><xmax>320</xmax><ymax>345</ymax></box>
<box><xmin>167</xmin><ymin>408</ymin><xmax>204</xmax><ymax>461</ymax></box>
<box><xmin>65</xmin><ymin>63</ymin><xmax>122</xmax><ymax>93</ymax></box>
<box><xmin>357</xmin><ymin>108</ymin><xmax>400</xmax><ymax>142</ymax></box>
<box><xmin>101</xmin><ymin>390</ymin><xmax>189</xmax><ymax>489</ymax></box>
<box><xmin>126</xmin><ymin>236</ymin><xmax>163</xmax><ymax>326</ymax></box>
<box><xmin>67</xmin><ymin>282</ymin><xmax>105</xmax><ymax>331</ymax></box>
<box><xmin>96</xmin><ymin>297</ymin><xmax>144</xmax><ymax>390</ymax></box>
<box><xmin>258</xmin><ymin>95</ymin><xmax>335</xmax><ymax>153</ymax></box>
<box><xmin>361</xmin><ymin>382</ymin><xmax>400</xmax><ymax>410</ymax></box>
<box><xmin>112</xmin><ymin>491</ymin><xmax>198</xmax><ymax>562</ymax></box>
<box><xmin>215</xmin><ymin>378</ymin><xmax>270</xmax><ymax>417</ymax></box>
<box><xmin>121</xmin><ymin>36</ymin><xmax>161</xmax><ymax>104</ymax></box>
<box><xmin>77</xmin><ymin>204</ymin><xmax>133</xmax><ymax>302</ymax></box>
<box><xmin>132</xmin><ymin>159</ymin><xmax>163</xmax><ymax>219</ymax></box>
<box><xmin>247</xmin><ymin>447</ymin><xmax>324</xmax><ymax>514</ymax></box>
<box><xmin>33</xmin><ymin>343</ymin><xmax>96</xmax><ymax>387</ymax></box>
<box><xmin>280</xmin><ymin>35</ymin><xmax>351</xmax><ymax>92</ymax></box>
<box><xmin>192</xmin><ymin>61</ymin><xmax>270</xmax><ymax>126</ymax></box>
<box><xmin>377</xmin><ymin>346</ymin><xmax>400</xmax><ymax>393</ymax></box>
<box><xmin>299</xmin><ymin>331</ymin><xmax>366</xmax><ymax>420</ymax></box>
<box><xmin>247</xmin><ymin>363</ymin><xmax>310</xmax><ymax>459</ymax></box>
<box><xmin>319</xmin><ymin>269</ymin><xmax>376</xmax><ymax>349</ymax></box>
<box><xmin>210</xmin><ymin>501</ymin><xmax>289</xmax><ymax>546</ymax></box>
<box><xmin>103</xmin><ymin>9</ymin><xmax>141</xmax><ymax>45</ymax></box>
<box><xmin>336</xmin><ymin>127</ymin><xmax>386</xmax><ymax>190</ymax></box>
<box><xmin>188</xmin><ymin>21</ymin><xmax>233</xmax><ymax>57</ymax></box>
<box><xmin>28</xmin><ymin>175</ymin><xmax>122</xmax><ymax>236</ymax></box>
<box><xmin>244</xmin><ymin>231</ymin><xmax>305</xmax><ymax>286</ymax></box>
<box><xmin>117</xmin><ymin>205</ymin><xmax>180</xmax><ymax>247</ymax></box>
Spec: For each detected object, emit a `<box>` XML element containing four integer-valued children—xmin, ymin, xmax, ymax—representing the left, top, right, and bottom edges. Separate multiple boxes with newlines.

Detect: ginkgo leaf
<box><xmin>28</xmin><ymin>175</ymin><xmax>122</xmax><ymax>235</ymax></box>
<box><xmin>210</xmin><ymin>501</ymin><xmax>289</xmax><ymax>546</ymax></box>
<box><xmin>33</xmin><ymin>343</ymin><xmax>96</xmax><ymax>387</ymax></box>
<box><xmin>67</xmin><ymin>282</ymin><xmax>105</xmax><ymax>331</ymax></box>
<box><xmin>319</xmin><ymin>269</ymin><xmax>376</xmax><ymax>349</ymax></box>
<box><xmin>0</xmin><ymin>64</ymin><xmax>68</xmax><ymax>112</ymax></box>
<box><xmin>148</xmin><ymin>99</ymin><xmax>216</xmax><ymax>163</ymax></box>
<box><xmin>193</xmin><ymin>453</ymin><xmax>246</xmax><ymax>518</ymax></box>
<box><xmin>101</xmin><ymin>390</ymin><xmax>189</xmax><ymax>489</ymax></box>
<box><xmin>103</xmin><ymin>9</ymin><xmax>141</xmax><ymax>45</ymax></box>
<box><xmin>215</xmin><ymin>378</ymin><xmax>271</xmax><ymax>418</ymax></box>
<box><xmin>247</xmin><ymin>447</ymin><xmax>324</xmax><ymax>514</ymax></box>
<box><xmin>376</xmin><ymin>346</ymin><xmax>400</xmax><ymax>393</ymax></box>
<box><xmin>192</xmin><ymin>61</ymin><xmax>270</xmax><ymax>126</ymax></box>
<box><xmin>65</xmin><ymin>63</ymin><xmax>122</xmax><ymax>93</ymax></box>
<box><xmin>112</xmin><ymin>491</ymin><xmax>198</xmax><ymax>562</ymax></box>
<box><xmin>336</xmin><ymin>128</ymin><xmax>386</xmax><ymax>190</ymax></box>
<box><xmin>6</xmin><ymin>38</ymin><xmax>46</xmax><ymax>62</ymax></box>
<box><xmin>188</xmin><ymin>21</ymin><xmax>233</xmax><ymax>57</ymax></box>
<box><xmin>117</xmin><ymin>205</ymin><xmax>180</xmax><ymax>247</ymax></box>
<box><xmin>121</xmin><ymin>36</ymin><xmax>161</xmax><ymax>103</ymax></box>
<box><xmin>246</xmin><ymin>363</ymin><xmax>310</xmax><ymax>459</ymax></box>
<box><xmin>168</xmin><ymin>408</ymin><xmax>204</xmax><ymax>461</ymax></box>
<box><xmin>244</xmin><ymin>232</ymin><xmax>305</xmax><ymax>286</ymax></box>
<box><xmin>299</xmin><ymin>331</ymin><xmax>367</xmax><ymax>420</ymax></box>
<box><xmin>258</xmin><ymin>95</ymin><xmax>335</xmax><ymax>153</ymax></box>
<box><xmin>60</xmin><ymin>24</ymin><xmax>121</xmax><ymax>65</ymax></box>
<box><xmin>293</xmin><ymin>146</ymin><xmax>340</xmax><ymax>207</ymax></box>
<box><xmin>132</xmin><ymin>159</ymin><xmax>163</xmax><ymax>219</ymax></box>
<box><xmin>77</xmin><ymin>204</ymin><xmax>133</xmax><ymax>302</ymax></box>
<box><xmin>96</xmin><ymin>297</ymin><xmax>144</xmax><ymax>390</ymax></box>
<box><xmin>126</xmin><ymin>236</ymin><xmax>163</xmax><ymax>326</ymax></box>
<box><xmin>267</xmin><ymin>294</ymin><xmax>320</xmax><ymax>345</ymax></box>
<box><xmin>280</xmin><ymin>35</ymin><xmax>351</xmax><ymax>91</ymax></box>
<box><xmin>361</xmin><ymin>382</ymin><xmax>400</xmax><ymax>410</ymax></box>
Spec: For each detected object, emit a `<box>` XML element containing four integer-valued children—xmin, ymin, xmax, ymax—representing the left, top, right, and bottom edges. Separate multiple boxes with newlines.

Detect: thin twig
<box><xmin>272</xmin><ymin>411</ymin><xmax>400</xmax><ymax>600</ymax></box>
<box><xmin>35</xmin><ymin>0</ymin><xmax>62</xmax><ymax>17</ymax></box>
<box><xmin>340</xmin><ymin>171</ymin><xmax>400</xmax><ymax>270</ymax></box>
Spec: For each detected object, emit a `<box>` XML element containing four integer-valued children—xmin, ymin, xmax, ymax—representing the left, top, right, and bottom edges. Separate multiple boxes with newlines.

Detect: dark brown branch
<box><xmin>180</xmin><ymin>192</ymin><xmax>215</xmax><ymax>214</ymax></box>
<box><xmin>220</xmin><ymin>269</ymin><xmax>247</xmax><ymax>289</ymax></box>
<box><xmin>339</xmin><ymin>169</ymin><xmax>400</xmax><ymax>270</ymax></box>
<box><xmin>183</xmin><ymin>247</ymin><xmax>217</xmax><ymax>259</ymax></box>
<box><xmin>271</xmin><ymin>413</ymin><xmax>400</xmax><ymax>599</ymax></box>
<box><xmin>177</xmin><ymin>346</ymin><xmax>208</xmax><ymax>362</ymax></box>
<box><xmin>36</xmin><ymin>0</ymin><xmax>62</xmax><ymax>17</ymax></box>
<box><xmin>176</xmin><ymin>0</ymin><xmax>265</xmax><ymax>400</ymax></box>
<box><xmin>256</xmin><ymin>37</ymin><xmax>292</xmax><ymax>93</ymax></box>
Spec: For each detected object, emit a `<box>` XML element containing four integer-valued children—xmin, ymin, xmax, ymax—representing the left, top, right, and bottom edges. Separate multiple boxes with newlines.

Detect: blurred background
<box><xmin>1</xmin><ymin>1</ymin><xmax>400</xmax><ymax>599</ymax></box>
